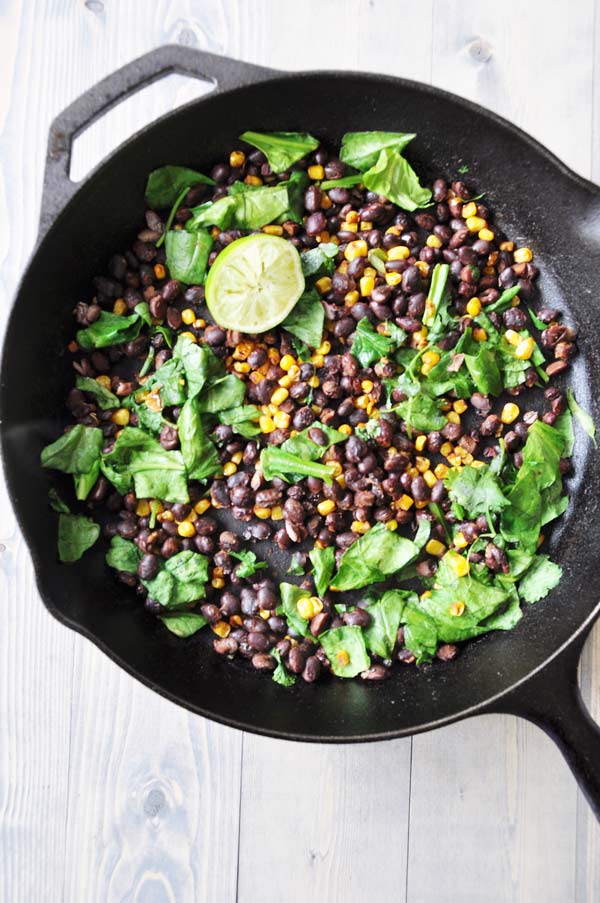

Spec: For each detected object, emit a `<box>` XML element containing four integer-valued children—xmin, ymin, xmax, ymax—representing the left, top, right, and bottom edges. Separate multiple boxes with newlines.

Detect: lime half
<box><xmin>205</xmin><ymin>233</ymin><xmax>305</xmax><ymax>333</ymax></box>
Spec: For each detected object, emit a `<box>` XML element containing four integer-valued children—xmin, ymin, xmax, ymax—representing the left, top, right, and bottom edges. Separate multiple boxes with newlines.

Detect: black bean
<box><xmin>302</xmin><ymin>655</ymin><xmax>322</xmax><ymax>683</ymax></box>
<box><xmin>252</xmin><ymin>653</ymin><xmax>276</xmax><ymax>671</ymax></box>
<box><xmin>343</xmin><ymin>608</ymin><xmax>371</xmax><ymax>628</ymax></box>
<box><xmin>361</xmin><ymin>664</ymin><xmax>390</xmax><ymax>681</ymax></box>
<box><xmin>137</xmin><ymin>553</ymin><xmax>159</xmax><ymax>580</ymax></box>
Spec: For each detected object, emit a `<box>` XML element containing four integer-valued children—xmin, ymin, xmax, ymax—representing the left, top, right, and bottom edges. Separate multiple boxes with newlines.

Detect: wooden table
<box><xmin>1</xmin><ymin>2</ymin><xmax>599</xmax><ymax>900</ymax></box>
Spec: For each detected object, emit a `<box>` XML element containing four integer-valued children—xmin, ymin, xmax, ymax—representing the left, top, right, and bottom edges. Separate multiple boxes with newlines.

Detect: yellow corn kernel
<box><xmin>335</xmin><ymin>474</ymin><xmax>347</xmax><ymax>489</ymax></box>
<box><xmin>346</xmin><ymin>210</ymin><xmax>360</xmax><ymax>224</ymax></box>
<box><xmin>177</xmin><ymin>520</ymin><xmax>196</xmax><ymax>538</ymax></box>
<box><xmin>466</xmin><ymin>215</ymin><xmax>486</xmax><ymax>232</ymax></box>
<box><xmin>270</xmin><ymin>505</ymin><xmax>283</xmax><ymax>521</ymax></box>
<box><xmin>273</xmin><ymin>411</ymin><xmax>291</xmax><ymax>430</ymax></box>
<box><xmin>212</xmin><ymin>619</ymin><xmax>230</xmax><ymax>636</ymax></box>
<box><xmin>270</xmin><ymin>387</ymin><xmax>289</xmax><ymax>406</ymax></box>
<box><xmin>514</xmin><ymin>247</ymin><xmax>533</xmax><ymax>264</ymax></box>
<box><xmin>111</xmin><ymin>408</ymin><xmax>130</xmax><ymax>426</ymax></box>
<box><xmin>397</xmin><ymin>494</ymin><xmax>414</xmax><ymax>511</ymax></box>
<box><xmin>259</xmin><ymin>415</ymin><xmax>275</xmax><ymax>433</ymax></box>
<box><xmin>359</xmin><ymin>379</ymin><xmax>373</xmax><ymax>393</ymax></box>
<box><xmin>414</xmin><ymin>434</ymin><xmax>427</xmax><ymax>452</ymax></box>
<box><xmin>228</xmin><ymin>452</ymin><xmax>242</xmax><ymax>467</ymax></box>
<box><xmin>359</xmin><ymin>220</ymin><xmax>373</xmax><ymax>232</ymax></box>
<box><xmin>194</xmin><ymin>498</ymin><xmax>211</xmax><ymax>516</ymax></box>
<box><xmin>308</xmin><ymin>164</ymin><xmax>325</xmax><ymax>180</ymax></box>
<box><xmin>385</xmin><ymin>519</ymin><xmax>398</xmax><ymax>532</ymax></box>
<box><xmin>479</xmin><ymin>228</ymin><xmax>494</xmax><ymax>242</ymax></box>
<box><xmin>440</xmin><ymin>400</ymin><xmax>452</xmax><ymax>412</ymax></box>
<box><xmin>179</xmin><ymin>331</ymin><xmax>197</xmax><ymax>344</ymax></box>
<box><xmin>316</xmin><ymin>276</ymin><xmax>332</xmax><ymax>294</ymax></box>
<box><xmin>422</xmin><ymin>350</ymin><xmax>441</xmax><ymax>369</ymax></box>
<box><xmin>135</xmin><ymin>499</ymin><xmax>151</xmax><ymax>517</ymax></box>
<box><xmin>453</xmin><ymin>531</ymin><xmax>469</xmax><ymax>550</ymax></box>
<box><xmin>359</xmin><ymin>275</ymin><xmax>375</xmax><ymax>297</ymax></box>
<box><xmin>328</xmin><ymin>461</ymin><xmax>343</xmax><ymax>478</ymax></box>
<box><xmin>426</xmin><ymin>539</ymin><xmax>446</xmax><ymax>557</ymax></box>
<box><xmin>501</xmin><ymin>402</ymin><xmax>520</xmax><ymax>424</ymax></box>
<box><xmin>268</xmin><ymin>348</ymin><xmax>281</xmax><ymax>364</ymax></box>
<box><xmin>351</xmin><ymin>520</ymin><xmax>370</xmax><ymax>534</ymax></box>
<box><xmin>463</xmin><ymin>452</ymin><xmax>474</xmax><ymax>465</ymax></box>
<box><xmin>279</xmin><ymin>354</ymin><xmax>295</xmax><ymax>372</ymax></box>
<box><xmin>297</xmin><ymin>595</ymin><xmax>324</xmax><ymax>619</ymax></box>
<box><xmin>447</xmin><ymin>552</ymin><xmax>470</xmax><ymax>577</ymax></box>
<box><xmin>344</xmin><ymin>239</ymin><xmax>369</xmax><ymax>261</ymax></box>
<box><xmin>233</xmin><ymin>340</ymin><xmax>254</xmax><ymax>360</ymax></box>
<box><xmin>258</xmin><ymin>609</ymin><xmax>271</xmax><ymax>621</ymax></box>
<box><xmin>423</xmin><ymin>469</ymin><xmax>437</xmax><ymax>489</ymax></box>
<box><xmin>462</xmin><ymin>201</ymin><xmax>477</xmax><ymax>218</ymax></box>
<box><xmin>153</xmin><ymin>263</ymin><xmax>166</xmax><ymax>280</ymax></box>
<box><xmin>415</xmin><ymin>260</ymin><xmax>429</xmax><ymax>277</ymax></box>
<box><xmin>278</xmin><ymin>374</ymin><xmax>294</xmax><ymax>389</ymax></box>
<box><xmin>317</xmin><ymin>499</ymin><xmax>336</xmax><ymax>516</ymax></box>
<box><xmin>434</xmin><ymin>463</ymin><xmax>449</xmax><ymax>481</ymax></box>
<box><xmin>414</xmin><ymin>500</ymin><xmax>429</xmax><ymax>510</ymax></box>
<box><xmin>440</xmin><ymin>441</ymin><xmax>453</xmax><ymax>458</ymax></box>
<box><xmin>355</xmin><ymin>394</ymin><xmax>370</xmax><ymax>409</ymax></box>
<box><xmin>158</xmin><ymin>509</ymin><xmax>174</xmax><ymax>523</ymax></box>
<box><xmin>233</xmin><ymin>361</ymin><xmax>251</xmax><ymax>374</ymax></box>
<box><xmin>473</xmin><ymin>327</ymin><xmax>487</xmax><ymax>342</ymax></box>
<box><xmin>446</xmin><ymin>411</ymin><xmax>461</xmax><ymax>425</ymax></box>
<box><xmin>338</xmin><ymin>423</ymin><xmax>352</xmax><ymax>436</ymax></box>
<box><xmin>499</xmin><ymin>240</ymin><xmax>515</xmax><ymax>252</ymax></box>
<box><xmin>229</xmin><ymin>149</ymin><xmax>245</xmax><ymax>168</ymax></box>
<box><xmin>310</xmin><ymin>353</ymin><xmax>325</xmax><ymax>368</ymax></box>
<box><xmin>180</xmin><ymin>308</ymin><xmax>195</xmax><ymax>326</ymax></box>
<box><xmin>223</xmin><ymin>462</ymin><xmax>237</xmax><ymax>477</ymax></box>
<box><xmin>262</xmin><ymin>224</ymin><xmax>283</xmax><ymax>235</ymax></box>
<box><xmin>229</xmin><ymin>615</ymin><xmax>243</xmax><ymax>628</ymax></box>
<box><xmin>318</xmin><ymin>340</ymin><xmax>331</xmax><ymax>355</ymax></box>
<box><xmin>420</xmin><ymin>590</ymin><xmax>432</xmax><ymax>601</ymax></box>
<box><xmin>537</xmin><ymin>533</ymin><xmax>545</xmax><ymax>548</ymax></box>
<box><xmin>336</xmin><ymin>649</ymin><xmax>350</xmax><ymax>667</ymax></box>
<box><xmin>453</xmin><ymin>399</ymin><xmax>468</xmax><ymax>414</ymax></box>
<box><xmin>407</xmin><ymin>466</ymin><xmax>419</xmax><ymax>479</ymax></box>
<box><xmin>466</xmin><ymin>296</ymin><xmax>482</xmax><ymax>317</ymax></box>
<box><xmin>253</xmin><ymin>506</ymin><xmax>272</xmax><ymax>519</ymax></box>
<box><xmin>504</xmin><ymin>329</ymin><xmax>520</xmax><ymax>346</ymax></box>
<box><xmin>342</xmin><ymin>220</ymin><xmax>359</xmax><ymax>233</ymax></box>
<box><xmin>385</xmin><ymin>272</ymin><xmax>403</xmax><ymax>287</ymax></box>
<box><xmin>95</xmin><ymin>375</ymin><xmax>112</xmax><ymax>390</ymax></box>
<box><xmin>387</xmin><ymin>245</ymin><xmax>410</xmax><ymax>261</ymax></box>
<box><xmin>515</xmin><ymin>337</ymin><xmax>535</xmax><ymax>360</ymax></box>
<box><xmin>449</xmin><ymin>601</ymin><xmax>466</xmax><ymax>617</ymax></box>
<box><xmin>344</xmin><ymin>290</ymin><xmax>359</xmax><ymax>306</ymax></box>
<box><xmin>415</xmin><ymin>456</ymin><xmax>430</xmax><ymax>473</ymax></box>
<box><xmin>321</xmin><ymin>194</ymin><xmax>333</xmax><ymax>210</ymax></box>
<box><xmin>194</xmin><ymin>318</ymin><xmax>206</xmax><ymax>329</ymax></box>
<box><xmin>113</xmin><ymin>298</ymin><xmax>127</xmax><ymax>315</ymax></box>
<box><xmin>308</xmin><ymin>375</ymin><xmax>320</xmax><ymax>388</ymax></box>
<box><xmin>426</xmin><ymin>234</ymin><xmax>443</xmax><ymax>249</ymax></box>
<box><xmin>471</xmin><ymin>459</ymin><xmax>486</xmax><ymax>469</ymax></box>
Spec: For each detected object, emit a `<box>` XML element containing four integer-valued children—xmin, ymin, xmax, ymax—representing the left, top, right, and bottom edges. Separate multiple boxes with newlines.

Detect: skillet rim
<box><xmin>2</xmin><ymin>62</ymin><xmax>600</xmax><ymax>741</ymax></box>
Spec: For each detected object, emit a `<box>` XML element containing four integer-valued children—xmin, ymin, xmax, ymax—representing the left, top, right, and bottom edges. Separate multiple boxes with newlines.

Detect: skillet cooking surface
<box><xmin>2</xmin><ymin>56</ymin><xmax>600</xmax><ymax>742</ymax></box>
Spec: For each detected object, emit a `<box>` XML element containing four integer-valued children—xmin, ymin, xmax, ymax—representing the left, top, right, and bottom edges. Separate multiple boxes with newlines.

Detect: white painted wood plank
<box><xmin>237</xmin><ymin>735</ymin><xmax>412</xmax><ymax>903</ymax></box>
<box><xmin>407</xmin><ymin>3</ymin><xmax>599</xmax><ymax>901</ymax></box>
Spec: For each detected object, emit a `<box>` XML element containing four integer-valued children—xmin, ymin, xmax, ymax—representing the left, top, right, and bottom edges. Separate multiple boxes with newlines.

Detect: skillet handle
<box><xmin>491</xmin><ymin>629</ymin><xmax>600</xmax><ymax>819</ymax></box>
<box><xmin>40</xmin><ymin>45</ymin><xmax>277</xmax><ymax>239</ymax></box>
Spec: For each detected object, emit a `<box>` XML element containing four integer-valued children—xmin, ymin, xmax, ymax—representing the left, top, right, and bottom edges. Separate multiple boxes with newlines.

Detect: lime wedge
<box><xmin>205</xmin><ymin>233</ymin><xmax>305</xmax><ymax>333</ymax></box>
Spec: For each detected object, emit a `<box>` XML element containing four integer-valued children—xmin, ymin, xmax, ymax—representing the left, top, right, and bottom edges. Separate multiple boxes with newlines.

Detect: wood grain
<box><xmin>0</xmin><ymin>1</ymin><xmax>599</xmax><ymax>901</ymax></box>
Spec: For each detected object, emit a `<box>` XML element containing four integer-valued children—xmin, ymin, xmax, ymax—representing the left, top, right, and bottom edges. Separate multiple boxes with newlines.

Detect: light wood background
<box><xmin>1</xmin><ymin>1</ymin><xmax>599</xmax><ymax>900</ymax></box>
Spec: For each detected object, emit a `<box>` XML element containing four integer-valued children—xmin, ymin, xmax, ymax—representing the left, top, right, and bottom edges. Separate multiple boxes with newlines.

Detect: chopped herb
<box><xmin>145</xmin><ymin>165</ymin><xmax>214</xmax><ymax>208</ymax></box>
<box><xmin>279</xmin><ymin>583</ymin><xmax>312</xmax><ymax>637</ymax></box>
<box><xmin>300</xmin><ymin>243</ymin><xmax>339</xmax><ymax>277</ymax></box>
<box><xmin>518</xmin><ymin>554</ymin><xmax>562</xmax><ymax>603</ymax></box>
<box><xmin>350</xmin><ymin>317</ymin><xmax>398</xmax><ymax>368</ymax></box>
<box><xmin>161</xmin><ymin>612</ymin><xmax>207</xmax><ymax>637</ymax></box>
<box><xmin>445</xmin><ymin>464</ymin><xmax>509</xmax><ymax>518</ymax></box>
<box><xmin>48</xmin><ymin>487</ymin><xmax>70</xmax><ymax>514</ymax></box>
<box><xmin>282</xmin><ymin>287</ymin><xmax>325</xmax><ymax>348</ymax></box>
<box><xmin>230</xmin><ymin>550</ymin><xmax>267</xmax><ymax>578</ymax></box>
<box><xmin>260</xmin><ymin>447</ymin><xmax>336</xmax><ymax>484</ymax></box>
<box><xmin>75</xmin><ymin>376</ymin><xmax>119</xmax><ymax>410</ymax></box>
<box><xmin>309</xmin><ymin>545</ymin><xmax>335</xmax><ymax>596</ymax></box>
<box><xmin>287</xmin><ymin>552</ymin><xmax>306</xmax><ymax>576</ymax></box>
<box><xmin>271</xmin><ymin>648</ymin><xmax>296</xmax><ymax>687</ymax></box>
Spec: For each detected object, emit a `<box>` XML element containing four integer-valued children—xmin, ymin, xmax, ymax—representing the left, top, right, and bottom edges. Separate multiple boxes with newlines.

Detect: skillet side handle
<box><xmin>492</xmin><ymin>632</ymin><xmax>600</xmax><ymax>820</ymax></box>
<box><xmin>39</xmin><ymin>45</ymin><xmax>277</xmax><ymax>239</ymax></box>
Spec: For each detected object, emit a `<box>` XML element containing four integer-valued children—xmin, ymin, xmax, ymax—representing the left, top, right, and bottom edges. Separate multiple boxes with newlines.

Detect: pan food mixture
<box><xmin>41</xmin><ymin>131</ymin><xmax>595</xmax><ymax>686</ymax></box>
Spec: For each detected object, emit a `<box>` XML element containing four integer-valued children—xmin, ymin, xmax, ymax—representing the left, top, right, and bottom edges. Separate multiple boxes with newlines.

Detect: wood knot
<box><xmin>467</xmin><ymin>38</ymin><xmax>493</xmax><ymax>63</ymax></box>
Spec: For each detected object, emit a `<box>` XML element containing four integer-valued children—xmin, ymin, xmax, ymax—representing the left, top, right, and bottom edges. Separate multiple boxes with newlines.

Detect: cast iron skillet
<box><xmin>3</xmin><ymin>45</ymin><xmax>600</xmax><ymax>815</ymax></box>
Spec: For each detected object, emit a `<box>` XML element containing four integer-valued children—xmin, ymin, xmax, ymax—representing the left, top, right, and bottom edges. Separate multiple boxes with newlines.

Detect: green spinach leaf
<box><xmin>165</xmin><ymin>229</ymin><xmax>213</xmax><ymax>284</ymax></box>
<box><xmin>145</xmin><ymin>165</ymin><xmax>214</xmax><ymax>208</ymax></box>
<box><xmin>350</xmin><ymin>317</ymin><xmax>397</xmax><ymax>368</ymax></box>
<box><xmin>239</xmin><ymin>130</ymin><xmax>319</xmax><ymax>172</ymax></box>
<box><xmin>230</xmin><ymin>550</ymin><xmax>267</xmax><ymax>578</ymax></box>
<box><xmin>445</xmin><ymin>464</ymin><xmax>509</xmax><ymax>518</ymax></box>
<box><xmin>196</xmin><ymin>374</ymin><xmax>246</xmax><ymax>413</ymax></box>
<box><xmin>300</xmin><ymin>243</ymin><xmax>339</xmax><ymax>277</ymax></box>
<box><xmin>106</xmin><ymin>535</ymin><xmax>141</xmax><ymax>574</ymax></box>
<box><xmin>364</xmin><ymin>589</ymin><xmax>413</xmax><ymax>658</ymax></box>
<box><xmin>41</xmin><ymin>425</ymin><xmax>103</xmax><ymax>475</ymax></box>
<box><xmin>320</xmin><ymin>626</ymin><xmax>370</xmax><ymax>678</ymax></box>
<box><xmin>57</xmin><ymin>513</ymin><xmax>100</xmax><ymax>563</ymax></box>
<box><xmin>567</xmin><ymin>388</ymin><xmax>596</xmax><ymax>446</ymax></box>
<box><xmin>75</xmin><ymin>376</ymin><xmax>119</xmax><ymax>410</ymax></box>
<box><xmin>309</xmin><ymin>546</ymin><xmax>335</xmax><ymax>596</ymax></box>
<box><xmin>279</xmin><ymin>583</ymin><xmax>312</xmax><ymax>637</ymax></box>
<box><xmin>143</xmin><ymin>551</ymin><xmax>209</xmax><ymax>607</ymax></box>
<box><xmin>363</xmin><ymin>147</ymin><xmax>432</xmax><ymax>211</ymax></box>
<box><xmin>160</xmin><ymin>612</ymin><xmax>207</xmax><ymax>637</ymax></box>
<box><xmin>281</xmin><ymin>287</ymin><xmax>325</xmax><ymax>349</ymax></box>
<box><xmin>260</xmin><ymin>447</ymin><xmax>336</xmax><ymax>484</ymax></box>
<box><xmin>173</xmin><ymin>334</ymin><xmax>225</xmax><ymax>399</ymax></box>
<box><xmin>401</xmin><ymin>601</ymin><xmax>439</xmax><ymax>664</ymax></box>
<box><xmin>102</xmin><ymin>426</ymin><xmax>189</xmax><ymax>502</ymax></box>
<box><xmin>518</xmin><ymin>554</ymin><xmax>562</xmax><ymax>603</ymax></box>
<box><xmin>340</xmin><ymin>131</ymin><xmax>416</xmax><ymax>171</ymax></box>
<box><xmin>330</xmin><ymin>523</ymin><xmax>420</xmax><ymax>591</ymax></box>
<box><xmin>76</xmin><ymin>310</ymin><xmax>142</xmax><ymax>349</ymax></box>
<box><xmin>178</xmin><ymin>398</ymin><xmax>221</xmax><ymax>481</ymax></box>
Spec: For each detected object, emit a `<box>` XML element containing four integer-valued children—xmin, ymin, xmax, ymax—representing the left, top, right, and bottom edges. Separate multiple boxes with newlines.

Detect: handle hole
<box><xmin>69</xmin><ymin>73</ymin><xmax>215</xmax><ymax>182</ymax></box>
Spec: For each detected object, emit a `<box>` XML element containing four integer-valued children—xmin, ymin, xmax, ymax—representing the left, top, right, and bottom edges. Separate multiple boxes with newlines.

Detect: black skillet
<box><xmin>2</xmin><ymin>45</ymin><xmax>600</xmax><ymax>816</ymax></box>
